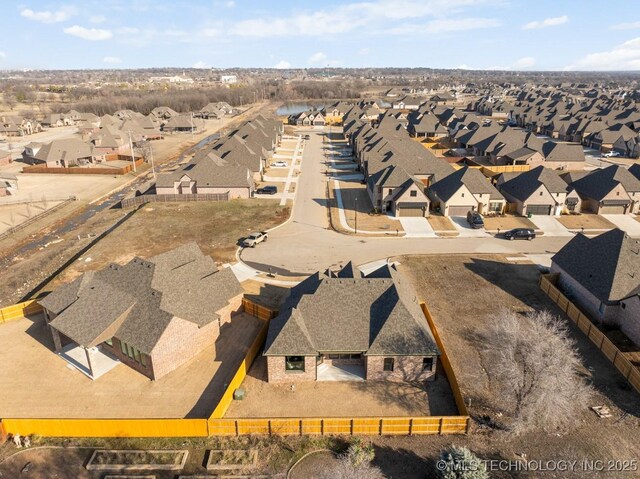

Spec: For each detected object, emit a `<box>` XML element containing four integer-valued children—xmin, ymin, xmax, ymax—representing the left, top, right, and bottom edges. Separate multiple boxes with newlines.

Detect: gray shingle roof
<box><xmin>552</xmin><ymin>229</ymin><xmax>640</xmax><ymax>302</ymax></box>
<box><xmin>569</xmin><ymin>165</ymin><xmax>640</xmax><ymax>201</ymax></box>
<box><xmin>42</xmin><ymin>243</ymin><xmax>243</xmax><ymax>353</ymax></box>
<box><xmin>264</xmin><ymin>264</ymin><xmax>439</xmax><ymax>357</ymax></box>
<box><xmin>498</xmin><ymin>166</ymin><xmax>568</xmax><ymax>201</ymax></box>
<box><xmin>429</xmin><ymin>166</ymin><xmax>503</xmax><ymax>202</ymax></box>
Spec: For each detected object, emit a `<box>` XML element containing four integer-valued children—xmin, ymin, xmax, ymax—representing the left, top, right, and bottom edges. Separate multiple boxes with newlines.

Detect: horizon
<box><xmin>2</xmin><ymin>0</ymin><xmax>640</xmax><ymax>71</ymax></box>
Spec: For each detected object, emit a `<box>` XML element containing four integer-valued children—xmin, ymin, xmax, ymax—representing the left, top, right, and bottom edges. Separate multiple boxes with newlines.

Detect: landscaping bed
<box><xmin>557</xmin><ymin>213</ymin><xmax>615</xmax><ymax>231</ymax></box>
<box><xmin>206</xmin><ymin>449</ymin><xmax>257</xmax><ymax>471</ymax></box>
<box><xmin>86</xmin><ymin>450</ymin><xmax>188</xmax><ymax>471</ymax></box>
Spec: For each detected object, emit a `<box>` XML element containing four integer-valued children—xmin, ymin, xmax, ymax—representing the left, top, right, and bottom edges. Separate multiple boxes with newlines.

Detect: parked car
<box><xmin>242</xmin><ymin>231</ymin><xmax>268</xmax><ymax>248</ymax></box>
<box><xmin>256</xmin><ymin>185</ymin><xmax>278</xmax><ymax>195</ymax></box>
<box><xmin>503</xmin><ymin>228</ymin><xmax>536</xmax><ymax>241</ymax></box>
<box><xmin>603</xmin><ymin>151</ymin><xmax>621</xmax><ymax>158</ymax></box>
<box><xmin>466</xmin><ymin>211</ymin><xmax>484</xmax><ymax>229</ymax></box>
<box><xmin>271</xmin><ymin>161</ymin><xmax>288</xmax><ymax>168</ymax></box>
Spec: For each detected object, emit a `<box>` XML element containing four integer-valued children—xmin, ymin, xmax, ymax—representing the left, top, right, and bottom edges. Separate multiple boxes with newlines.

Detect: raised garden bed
<box><xmin>86</xmin><ymin>449</ymin><xmax>188</xmax><ymax>471</ymax></box>
<box><xmin>206</xmin><ymin>449</ymin><xmax>258</xmax><ymax>471</ymax></box>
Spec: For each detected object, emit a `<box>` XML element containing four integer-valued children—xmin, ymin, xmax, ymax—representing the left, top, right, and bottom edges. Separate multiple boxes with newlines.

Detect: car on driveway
<box><xmin>271</xmin><ymin>160</ymin><xmax>288</xmax><ymax>168</ymax></box>
<box><xmin>503</xmin><ymin>228</ymin><xmax>536</xmax><ymax>241</ymax></box>
<box><xmin>602</xmin><ymin>151</ymin><xmax>621</xmax><ymax>158</ymax></box>
<box><xmin>242</xmin><ymin>231</ymin><xmax>268</xmax><ymax>248</ymax></box>
<box><xmin>466</xmin><ymin>211</ymin><xmax>485</xmax><ymax>229</ymax></box>
<box><xmin>256</xmin><ymin>185</ymin><xmax>278</xmax><ymax>195</ymax></box>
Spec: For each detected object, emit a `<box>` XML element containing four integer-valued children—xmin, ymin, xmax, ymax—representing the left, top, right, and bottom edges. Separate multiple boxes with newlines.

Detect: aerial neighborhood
<box><xmin>1</xmin><ymin>40</ymin><xmax>640</xmax><ymax>479</ymax></box>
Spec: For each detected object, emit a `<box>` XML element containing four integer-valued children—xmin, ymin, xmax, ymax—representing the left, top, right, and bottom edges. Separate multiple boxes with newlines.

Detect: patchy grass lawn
<box><xmin>557</xmin><ymin>213</ymin><xmax>616</xmax><ymax>231</ymax></box>
<box><xmin>328</xmin><ymin>181</ymin><xmax>404</xmax><ymax>236</ymax></box>
<box><xmin>427</xmin><ymin>215</ymin><xmax>457</xmax><ymax>233</ymax></box>
<box><xmin>483</xmin><ymin>214</ymin><xmax>537</xmax><ymax>231</ymax></box>
<box><xmin>52</xmin><ymin>200</ymin><xmax>288</xmax><ymax>287</ymax></box>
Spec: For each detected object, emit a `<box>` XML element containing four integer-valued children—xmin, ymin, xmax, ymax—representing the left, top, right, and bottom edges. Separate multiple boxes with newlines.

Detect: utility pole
<box><xmin>190</xmin><ymin>112</ymin><xmax>194</xmax><ymax>137</ymax></box>
<box><xmin>128</xmin><ymin>130</ymin><xmax>137</xmax><ymax>173</ymax></box>
<box><xmin>355</xmin><ymin>195</ymin><xmax>358</xmax><ymax>234</ymax></box>
<box><xmin>148</xmin><ymin>141</ymin><xmax>156</xmax><ymax>180</ymax></box>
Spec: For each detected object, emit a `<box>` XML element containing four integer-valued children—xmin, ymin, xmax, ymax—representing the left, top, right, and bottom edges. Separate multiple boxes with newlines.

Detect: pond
<box><xmin>276</xmin><ymin>102</ymin><xmax>331</xmax><ymax>116</ymax></box>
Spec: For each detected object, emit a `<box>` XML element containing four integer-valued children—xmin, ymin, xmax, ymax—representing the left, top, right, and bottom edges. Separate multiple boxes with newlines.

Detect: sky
<box><xmin>2</xmin><ymin>0</ymin><xmax>640</xmax><ymax>71</ymax></box>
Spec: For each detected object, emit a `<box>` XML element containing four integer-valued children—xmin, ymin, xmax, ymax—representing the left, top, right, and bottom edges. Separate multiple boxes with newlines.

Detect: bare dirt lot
<box><xmin>388</xmin><ymin>254</ymin><xmax>640</xmax><ymax>478</ymax></box>
<box><xmin>0</xmin><ymin>312</ymin><xmax>263</xmax><ymax>419</ymax></box>
<box><xmin>427</xmin><ymin>215</ymin><xmax>457</xmax><ymax>233</ymax></box>
<box><xmin>225</xmin><ymin>356</ymin><xmax>458</xmax><ymax>418</ymax></box>
<box><xmin>44</xmin><ymin>200</ymin><xmax>289</xmax><ymax>290</ymax></box>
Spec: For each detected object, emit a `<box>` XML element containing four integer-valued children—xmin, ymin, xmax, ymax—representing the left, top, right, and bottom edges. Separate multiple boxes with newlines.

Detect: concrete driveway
<box><xmin>529</xmin><ymin>216</ymin><xmax>573</xmax><ymax>237</ymax></box>
<box><xmin>398</xmin><ymin>217</ymin><xmax>437</xmax><ymax>238</ymax></box>
<box><xmin>450</xmin><ymin>216</ymin><xmax>490</xmax><ymax>237</ymax></box>
<box><xmin>602</xmin><ymin>214</ymin><xmax>640</xmax><ymax>237</ymax></box>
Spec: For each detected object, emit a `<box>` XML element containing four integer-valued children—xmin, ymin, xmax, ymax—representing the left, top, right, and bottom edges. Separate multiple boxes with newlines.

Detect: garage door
<box><xmin>448</xmin><ymin>205</ymin><xmax>475</xmax><ymax>216</ymax></box>
<box><xmin>398</xmin><ymin>206</ymin><xmax>425</xmax><ymax>217</ymax></box>
<box><xmin>527</xmin><ymin>205</ymin><xmax>552</xmax><ymax>215</ymax></box>
<box><xmin>600</xmin><ymin>204</ymin><xmax>626</xmax><ymax>214</ymax></box>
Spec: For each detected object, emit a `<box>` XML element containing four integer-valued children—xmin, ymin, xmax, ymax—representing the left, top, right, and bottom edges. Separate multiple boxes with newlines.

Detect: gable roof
<box><xmin>498</xmin><ymin>166</ymin><xmax>568</xmax><ymax>201</ymax></box>
<box><xmin>264</xmin><ymin>264</ymin><xmax>439</xmax><ymax>357</ymax></box>
<box><xmin>429</xmin><ymin>166</ymin><xmax>504</xmax><ymax>202</ymax></box>
<box><xmin>41</xmin><ymin>243</ymin><xmax>243</xmax><ymax>354</ymax></box>
<box><xmin>552</xmin><ymin>229</ymin><xmax>640</xmax><ymax>302</ymax></box>
<box><xmin>569</xmin><ymin>165</ymin><xmax>640</xmax><ymax>200</ymax></box>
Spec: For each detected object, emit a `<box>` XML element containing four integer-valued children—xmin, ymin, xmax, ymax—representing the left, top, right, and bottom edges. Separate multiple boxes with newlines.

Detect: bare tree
<box><xmin>481</xmin><ymin>309</ymin><xmax>592</xmax><ymax>434</ymax></box>
<box><xmin>317</xmin><ymin>440</ymin><xmax>385</xmax><ymax>479</ymax></box>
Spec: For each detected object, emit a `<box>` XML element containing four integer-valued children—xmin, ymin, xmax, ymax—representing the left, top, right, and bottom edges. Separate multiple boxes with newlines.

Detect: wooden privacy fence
<box><xmin>22</xmin><ymin>158</ymin><xmax>143</xmax><ymax>176</ymax></box>
<box><xmin>1</xmin><ymin>298</ymin><xmax>471</xmax><ymax>438</ymax></box>
<box><xmin>121</xmin><ymin>192</ymin><xmax>229</xmax><ymax>209</ymax></box>
<box><xmin>0</xmin><ymin>197</ymin><xmax>77</xmax><ymax>241</ymax></box>
<box><xmin>539</xmin><ymin>274</ymin><xmax>640</xmax><ymax>394</ymax></box>
<box><xmin>0</xmin><ymin>300</ymin><xmax>43</xmax><ymax>324</ymax></box>
<box><xmin>420</xmin><ymin>303</ymin><xmax>470</xmax><ymax>418</ymax></box>
<box><xmin>241</xmin><ymin>298</ymin><xmax>278</xmax><ymax>321</ymax></box>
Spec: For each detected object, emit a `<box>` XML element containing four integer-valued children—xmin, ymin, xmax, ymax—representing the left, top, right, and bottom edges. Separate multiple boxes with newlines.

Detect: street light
<box><xmin>354</xmin><ymin>196</ymin><xmax>358</xmax><ymax>234</ymax></box>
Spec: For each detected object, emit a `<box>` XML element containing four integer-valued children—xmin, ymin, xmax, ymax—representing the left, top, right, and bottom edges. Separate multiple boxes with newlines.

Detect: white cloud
<box><xmin>90</xmin><ymin>15</ymin><xmax>107</xmax><ymax>24</ymax></box>
<box><xmin>522</xmin><ymin>15</ymin><xmax>568</xmax><ymax>30</ymax></box>
<box><xmin>274</xmin><ymin>60</ymin><xmax>291</xmax><ymax>69</ymax></box>
<box><xmin>308</xmin><ymin>52</ymin><xmax>327</xmax><ymax>65</ymax></box>
<box><xmin>230</xmin><ymin>0</ymin><xmax>503</xmax><ymax>37</ymax></box>
<box><xmin>63</xmin><ymin>25</ymin><xmax>113</xmax><ymax>41</ymax></box>
<box><xmin>388</xmin><ymin>17</ymin><xmax>500</xmax><ymax>35</ymax></box>
<box><xmin>103</xmin><ymin>56</ymin><xmax>121</xmax><ymax>64</ymax></box>
<box><xmin>192</xmin><ymin>60</ymin><xmax>209</xmax><ymax>68</ymax></box>
<box><xmin>20</xmin><ymin>7</ymin><xmax>73</xmax><ymax>24</ymax></box>
<box><xmin>567</xmin><ymin>37</ymin><xmax>640</xmax><ymax>71</ymax></box>
<box><xmin>226</xmin><ymin>0</ymin><xmax>235</xmax><ymax>7</ymax></box>
<box><xmin>359</xmin><ymin>47</ymin><xmax>371</xmax><ymax>55</ymax></box>
<box><xmin>201</xmin><ymin>28</ymin><xmax>220</xmax><ymax>37</ymax></box>
<box><xmin>611</xmin><ymin>21</ymin><xmax>640</xmax><ymax>30</ymax></box>
<box><xmin>455</xmin><ymin>64</ymin><xmax>470</xmax><ymax>69</ymax></box>
<box><xmin>0</xmin><ymin>51</ymin><xmax>5</xmax><ymax>59</ymax></box>
<box><xmin>484</xmin><ymin>57</ymin><xmax>537</xmax><ymax>70</ymax></box>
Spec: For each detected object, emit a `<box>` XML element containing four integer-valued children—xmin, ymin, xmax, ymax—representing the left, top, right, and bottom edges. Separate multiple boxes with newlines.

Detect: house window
<box><xmin>621</xmin><ymin>303</ymin><xmax>626</xmax><ymax>310</ymax></box>
<box><xmin>383</xmin><ymin>358</ymin><xmax>395</xmax><ymax>372</ymax></box>
<box><xmin>285</xmin><ymin>356</ymin><xmax>305</xmax><ymax>372</ymax></box>
<box><xmin>461</xmin><ymin>193</ymin><xmax>465</xmax><ymax>198</ymax></box>
<box><xmin>388</xmin><ymin>189</ymin><xmax>393</xmax><ymax>195</ymax></box>
<box><xmin>410</xmin><ymin>190</ymin><xmax>417</xmax><ymax>197</ymax></box>
<box><xmin>422</xmin><ymin>357</ymin><xmax>434</xmax><ymax>372</ymax></box>
<box><xmin>105</xmin><ymin>338</ymin><xmax>113</xmax><ymax>347</ymax></box>
<box><xmin>540</xmin><ymin>191</ymin><xmax>543</xmax><ymax>196</ymax></box>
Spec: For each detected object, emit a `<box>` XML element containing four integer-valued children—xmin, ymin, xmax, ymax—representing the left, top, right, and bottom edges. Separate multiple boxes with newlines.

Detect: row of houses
<box><xmin>154</xmin><ymin>115</ymin><xmax>283</xmax><ymax>198</ymax></box>
<box><xmin>0</xmin><ymin>115</ymin><xmax>42</xmax><ymax>137</ymax></box>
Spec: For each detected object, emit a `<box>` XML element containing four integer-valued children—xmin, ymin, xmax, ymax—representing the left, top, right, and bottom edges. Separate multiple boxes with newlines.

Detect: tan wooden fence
<box><xmin>540</xmin><ymin>274</ymin><xmax>640</xmax><ymax>394</ymax></box>
<box><xmin>241</xmin><ymin>298</ymin><xmax>278</xmax><ymax>321</ymax></box>
<box><xmin>0</xmin><ymin>300</ymin><xmax>43</xmax><ymax>324</ymax></box>
<box><xmin>23</xmin><ymin>158</ymin><xmax>143</xmax><ymax>176</ymax></box>
<box><xmin>121</xmin><ymin>192</ymin><xmax>229</xmax><ymax>208</ymax></box>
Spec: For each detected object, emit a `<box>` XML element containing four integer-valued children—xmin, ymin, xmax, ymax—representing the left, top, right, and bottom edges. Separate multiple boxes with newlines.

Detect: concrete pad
<box><xmin>602</xmin><ymin>214</ymin><xmax>640</xmax><ymax>237</ymax></box>
<box><xmin>230</xmin><ymin>262</ymin><xmax>259</xmax><ymax>282</ymax></box>
<box><xmin>59</xmin><ymin>344</ymin><xmax>120</xmax><ymax>380</ymax></box>
<box><xmin>398</xmin><ymin>217</ymin><xmax>437</xmax><ymax>238</ymax></box>
<box><xmin>316</xmin><ymin>363</ymin><xmax>365</xmax><ymax>382</ymax></box>
<box><xmin>529</xmin><ymin>216</ymin><xmax>573</xmax><ymax>237</ymax></box>
<box><xmin>523</xmin><ymin>253</ymin><xmax>554</xmax><ymax>268</ymax></box>
<box><xmin>450</xmin><ymin>216</ymin><xmax>490</xmax><ymax>237</ymax></box>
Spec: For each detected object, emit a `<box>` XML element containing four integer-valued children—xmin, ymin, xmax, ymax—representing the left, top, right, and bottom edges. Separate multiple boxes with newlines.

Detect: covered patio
<box><xmin>58</xmin><ymin>343</ymin><xmax>121</xmax><ymax>380</ymax></box>
<box><xmin>317</xmin><ymin>362</ymin><xmax>365</xmax><ymax>381</ymax></box>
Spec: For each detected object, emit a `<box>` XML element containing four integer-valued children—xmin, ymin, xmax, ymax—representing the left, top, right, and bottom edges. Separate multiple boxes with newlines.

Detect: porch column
<box><xmin>51</xmin><ymin>328</ymin><xmax>63</xmax><ymax>353</ymax></box>
<box><xmin>84</xmin><ymin>347</ymin><xmax>95</xmax><ymax>378</ymax></box>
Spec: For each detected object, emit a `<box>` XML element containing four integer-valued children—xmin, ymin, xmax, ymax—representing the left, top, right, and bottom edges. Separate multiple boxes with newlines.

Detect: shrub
<box><xmin>438</xmin><ymin>446</ymin><xmax>488</xmax><ymax>479</ymax></box>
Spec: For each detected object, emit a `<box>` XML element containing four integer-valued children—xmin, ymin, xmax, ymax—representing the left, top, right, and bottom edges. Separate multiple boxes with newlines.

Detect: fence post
<box><xmin>408</xmin><ymin>418</ymin><xmax>413</xmax><ymax>436</ymax></box>
<box><xmin>438</xmin><ymin>417</ymin><xmax>444</xmax><ymax>435</ymax></box>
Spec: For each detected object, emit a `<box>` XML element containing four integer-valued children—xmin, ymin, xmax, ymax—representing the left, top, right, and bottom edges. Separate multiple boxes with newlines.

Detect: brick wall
<box><xmin>365</xmin><ymin>355</ymin><xmax>437</xmax><ymax>382</ymax></box>
<box><xmin>266</xmin><ymin>356</ymin><xmax>317</xmax><ymax>383</ymax></box>
<box><xmin>618</xmin><ymin>295</ymin><xmax>640</xmax><ymax>346</ymax></box>
<box><xmin>109</xmin><ymin>338</ymin><xmax>155</xmax><ymax>380</ymax></box>
<box><xmin>150</xmin><ymin>316</ymin><xmax>221</xmax><ymax>380</ymax></box>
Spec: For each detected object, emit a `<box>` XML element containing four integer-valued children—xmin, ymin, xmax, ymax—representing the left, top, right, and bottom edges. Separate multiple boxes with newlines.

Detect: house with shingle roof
<box><xmin>428</xmin><ymin>166</ymin><xmax>505</xmax><ymax>216</ymax></box>
<box><xmin>22</xmin><ymin>138</ymin><xmax>104</xmax><ymax>167</ymax></box>
<box><xmin>567</xmin><ymin>165</ymin><xmax>640</xmax><ymax>215</ymax></box>
<box><xmin>551</xmin><ymin>229</ymin><xmax>640</xmax><ymax>346</ymax></box>
<box><xmin>39</xmin><ymin>243</ymin><xmax>244</xmax><ymax>380</ymax></box>
<box><xmin>497</xmin><ymin>165</ymin><xmax>579</xmax><ymax>216</ymax></box>
<box><xmin>264</xmin><ymin>262</ymin><xmax>440</xmax><ymax>383</ymax></box>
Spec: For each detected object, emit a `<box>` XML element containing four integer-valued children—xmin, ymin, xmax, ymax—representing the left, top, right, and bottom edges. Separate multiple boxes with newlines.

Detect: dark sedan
<box><xmin>503</xmin><ymin>228</ymin><xmax>536</xmax><ymax>240</ymax></box>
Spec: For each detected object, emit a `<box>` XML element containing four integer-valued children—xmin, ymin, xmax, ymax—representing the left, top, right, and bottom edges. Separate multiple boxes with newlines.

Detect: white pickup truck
<box><xmin>242</xmin><ymin>231</ymin><xmax>268</xmax><ymax>248</ymax></box>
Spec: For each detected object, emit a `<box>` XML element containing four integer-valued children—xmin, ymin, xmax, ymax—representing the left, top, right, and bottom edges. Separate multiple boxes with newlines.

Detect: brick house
<box><xmin>551</xmin><ymin>229</ymin><xmax>640</xmax><ymax>346</ymax></box>
<box><xmin>38</xmin><ymin>243</ymin><xmax>244</xmax><ymax>380</ymax></box>
<box><xmin>264</xmin><ymin>262</ymin><xmax>440</xmax><ymax>383</ymax></box>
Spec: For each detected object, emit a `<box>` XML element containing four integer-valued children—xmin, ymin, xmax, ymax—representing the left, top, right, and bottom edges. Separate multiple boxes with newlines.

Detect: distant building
<box><xmin>220</xmin><ymin>75</ymin><xmax>237</xmax><ymax>84</ymax></box>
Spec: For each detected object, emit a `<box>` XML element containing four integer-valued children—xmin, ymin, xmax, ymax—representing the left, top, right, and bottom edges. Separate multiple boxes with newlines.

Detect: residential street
<box><xmin>241</xmin><ymin>128</ymin><xmax>574</xmax><ymax>275</ymax></box>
